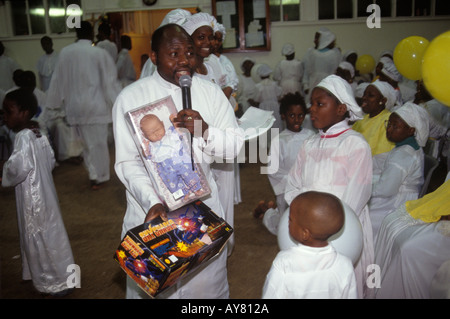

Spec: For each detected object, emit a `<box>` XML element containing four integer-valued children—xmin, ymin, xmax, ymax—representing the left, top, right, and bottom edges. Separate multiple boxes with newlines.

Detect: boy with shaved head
<box><xmin>262</xmin><ymin>191</ymin><xmax>357</xmax><ymax>299</ymax></box>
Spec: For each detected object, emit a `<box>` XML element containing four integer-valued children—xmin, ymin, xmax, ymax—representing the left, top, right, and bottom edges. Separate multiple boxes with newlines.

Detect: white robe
<box><xmin>2</xmin><ymin>128</ymin><xmax>74</xmax><ymax>294</ymax></box>
<box><xmin>374</xmin><ymin>206</ymin><xmax>450</xmax><ymax>299</ymax></box>
<box><xmin>254</xmin><ymin>79</ymin><xmax>283</xmax><ymax>130</ymax></box>
<box><xmin>236</xmin><ymin>75</ymin><xmax>257</xmax><ymax>113</ymax></box>
<box><xmin>272</xmin><ymin>58</ymin><xmax>304</xmax><ymax>97</ymax></box>
<box><xmin>36</xmin><ymin>51</ymin><xmax>58</xmax><ymax>92</ymax></box>
<box><xmin>112</xmin><ymin>71</ymin><xmax>244</xmax><ymax>299</ymax></box>
<box><xmin>303</xmin><ymin>48</ymin><xmax>341</xmax><ymax>100</ymax></box>
<box><xmin>96</xmin><ymin>39</ymin><xmax>118</xmax><ymax>62</ymax></box>
<box><xmin>45</xmin><ymin>39</ymin><xmax>121</xmax><ymax>182</ymax></box>
<box><xmin>263</xmin><ymin>128</ymin><xmax>315</xmax><ymax>235</ymax></box>
<box><xmin>369</xmin><ymin>145</ymin><xmax>424</xmax><ymax>238</ymax></box>
<box><xmin>262</xmin><ymin>244</ymin><xmax>357</xmax><ymax>299</ymax></box>
<box><xmin>116</xmin><ymin>48</ymin><xmax>137</xmax><ymax>88</ymax></box>
<box><xmin>285</xmin><ymin>120</ymin><xmax>374</xmax><ymax>298</ymax></box>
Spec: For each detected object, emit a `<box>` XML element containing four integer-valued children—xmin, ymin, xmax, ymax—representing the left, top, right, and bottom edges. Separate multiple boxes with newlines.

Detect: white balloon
<box><xmin>277</xmin><ymin>203</ymin><xmax>363</xmax><ymax>265</ymax></box>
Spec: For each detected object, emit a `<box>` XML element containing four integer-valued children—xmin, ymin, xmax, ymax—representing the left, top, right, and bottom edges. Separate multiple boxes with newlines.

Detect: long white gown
<box><xmin>113</xmin><ymin>71</ymin><xmax>244</xmax><ymax>299</ymax></box>
<box><xmin>369</xmin><ymin>144</ymin><xmax>424</xmax><ymax>238</ymax></box>
<box><xmin>2</xmin><ymin>128</ymin><xmax>75</xmax><ymax>294</ymax></box>
<box><xmin>285</xmin><ymin>120</ymin><xmax>374</xmax><ymax>298</ymax></box>
<box><xmin>272</xmin><ymin>58</ymin><xmax>304</xmax><ymax>97</ymax></box>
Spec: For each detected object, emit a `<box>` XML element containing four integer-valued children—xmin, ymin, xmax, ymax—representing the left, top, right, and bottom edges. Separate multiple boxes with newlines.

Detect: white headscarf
<box><xmin>317</xmin><ymin>30</ymin><xmax>336</xmax><ymax>50</ymax></box>
<box><xmin>316</xmin><ymin>75</ymin><xmax>364</xmax><ymax>121</ymax></box>
<box><xmin>257</xmin><ymin>63</ymin><xmax>272</xmax><ymax>77</ymax></box>
<box><xmin>214</xmin><ymin>22</ymin><xmax>226</xmax><ymax>40</ymax></box>
<box><xmin>394</xmin><ymin>102</ymin><xmax>430</xmax><ymax>147</ymax></box>
<box><xmin>159</xmin><ymin>9</ymin><xmax>192</xmax><ymax>28</ymax></box>
<box><xmin>181</xmin><ymin>12</ymin><xmax>216</xmax><ymax>36</ymax></box>
<box><xmin>282</xmin><ymin>43</ymin><xmax>295</xmax><ymax>56</ymax></box>
<box><xmin>355</xmin><ymin>83</ymin><xmax>370</xmax><ymax>99</ymax></box>
<box><xmin>381</xmin><ymin>60</ymin><xmax>401</xmax><ymax>82</ymax></box>
<box><xmin>370</xmin><ymin>80</ymin><xmax>397</xmax><ymax>110</ymax></box>
<box><xmin>338</xmin><ymin>61</ymin><xmax>355</xmax><ymax>78</ymax></box>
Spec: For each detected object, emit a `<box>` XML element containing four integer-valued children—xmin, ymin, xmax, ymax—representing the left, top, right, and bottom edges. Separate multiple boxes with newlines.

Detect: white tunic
<box><xmin>96</xmin><ymin>39</ymin><xmax>118</xmax><ymax>62</ymax></box>
<box><xmin>36</xmin><ymin>51</ymin><xmax>59</xmax><ymax>92</ymax></box>
<box><xmin>272</xmin><ymin>59</ymin><xmax>304</xmax><ymax>97</ymax></box>
<box><xmin>254</xmin><ymin>78</ymin><xmax>283</xmax><ymax>129</ymax></box>
<box><xmin>116</xmin><ymin>48</ymin><xmax>137</xmax><ymax>88</ymax></box>
<box><xmin>0</xmin><ymin>54</ymin><xmax>20</xmax><ymax>92</ymax></box>
<box><xmin>263</xmin><ymin>128</ymin><xmax>315</xmax><ymax>235</ymax></box>
<box><xmin>2</xmin><ymin>128</ymin><xmax>74</xmax><ymax>294</ymax></box>
<box><xmin>262</xmin><ymin>244</ymin><xmax>357</xmax><ymax>299</ymax></box>
<box><xmin>285</xmin><ymin>120</ymin><xmax>374</xmax><ymax>298</ymax></box>
<box><xmin>236</xmin><ymin>75</ymin><xmax>257</xmax><ymax>113</ymax></box>
<box><xmin>369</xmin><ymin>145</ymin><xmax>424</xmax><ymax>238</ymax></box>
<box><xmin>45</xmin><ymin>39</ymin><xmax>121</xmax><ymax>126</ymax></box>
<box><xmin>112</xmin><ymin>71</ymin><xmax>244</xmax><ymax>299</ymax></box>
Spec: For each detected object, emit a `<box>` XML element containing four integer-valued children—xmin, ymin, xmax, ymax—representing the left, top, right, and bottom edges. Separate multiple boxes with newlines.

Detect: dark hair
<box><xmin>121</xmin><ymin>35</ymin><xmax>132</xmax><ymax>50</ymax></box>
<box><xmin>4</xmin><ymin>88</ymin><xmax>38</xmax><ymax>119</ymax></box>
<box><xmin>98</xmin><ymin>22</ymin><xmax>111</xmax><ymax>37</ymax></box>
<box><xmin>279</xmin><ymin>92</ymin><xmax>307</xmax><ymax>116</ymax></box>
<box><xmin>151</xmin><ymin>23</ymin><xmax>191</xmax><ymax>53</ymax></box>
<box><xmin>76</xmin><ymin>21</ymin><xmax>93</xmax><ymax>40</ymax></box>
<box><xmin>20</xmin><ymin>70</ymin><xmax>37</xmax><ymax>89</ymax></box>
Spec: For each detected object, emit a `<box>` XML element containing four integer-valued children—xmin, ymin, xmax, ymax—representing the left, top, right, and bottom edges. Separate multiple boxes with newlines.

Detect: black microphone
<box><xmin>178</xmin><ymin>75</ymin><xmax>195</xmax><ymax>170</ymax></box>
<box><xmin>179</xmin><ymin>75</ymin><xmax>192</xmax><ymax>110</ymax></box>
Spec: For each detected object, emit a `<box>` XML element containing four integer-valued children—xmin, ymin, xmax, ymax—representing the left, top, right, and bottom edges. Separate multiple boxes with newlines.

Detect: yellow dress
<box><xmin>353</xmin><ymin>109</ymin><xmax>395</xmax><ymax>156</ymax></box>
<box><xmin>407</xmin><ymin>180</ymin><xmax>450</xmax><ymax>223</ymax></box>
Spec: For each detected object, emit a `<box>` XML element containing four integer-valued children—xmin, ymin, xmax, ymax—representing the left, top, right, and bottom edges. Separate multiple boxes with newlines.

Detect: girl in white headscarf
<box><xmin>302</xmin><ymin>29</ymin><xmax>342</xmax><ymax>100</ymax></box>
<box><xmin>284</xmin><ymin>75</ymin><xmax>373</xmax><ymax>298</ymax></box>
<box><xmin>353</xmin><ymin>80</ymin><xmax>396</xmax><ymax>158</ymax></box>
<box><xmin>273</xmin><ymin>43</ymin><xmax>304</xmax><ymax>97</ymax></box>
<box><xmin>369</xmin><ymin>102</ymin><xmax>429</xmax><ymax>239</ymax></box>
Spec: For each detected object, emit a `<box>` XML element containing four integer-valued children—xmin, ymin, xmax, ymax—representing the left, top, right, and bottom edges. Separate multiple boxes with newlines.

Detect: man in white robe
<box><xmin>112</xmin><ymin>24</ymin><xmax>244</xmax><ymax>299</ymax></box>
<box><xmin>36</xmin><ymin>36</ymin><xmax>58</xmax><ymax>92</ymax></box>
<box><xmin>0</xmin><ymin>41</ymin><xmax>20</xmax><ymax>92</ymax></box>
<box><xmin>45</xmin><ymin>21</ymin><xmax>121</xmax><ymax>188</ymax></box>
<box><xmin>116</xmin><ymin>35</ymin><xmax>137</xmax><ymax>88</ymax></box>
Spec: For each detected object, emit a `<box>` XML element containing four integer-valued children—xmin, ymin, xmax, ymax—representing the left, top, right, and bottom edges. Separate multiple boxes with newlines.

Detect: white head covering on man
<box><xmin>317</xmin><ymin>30</ymin><xmax>336</xmax><ymax>50</ymax></box>
<box><xmin>394</xmin><ymin>102</ymin><xmax>430</xmax><ymax>147</ymax></box>
<box><xmin>282</xmin><ymin>43</ymin><xmax>295</xmax><ymax>56</ymax></box>
<box><xmin>316</xmin><ymin>74</ymin><xmax>364</xmax><ymax>121</ymax></box>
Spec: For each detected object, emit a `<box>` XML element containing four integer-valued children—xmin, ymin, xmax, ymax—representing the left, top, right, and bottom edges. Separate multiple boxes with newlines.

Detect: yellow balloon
<box><xmin>355</xmin><ymin>54</ymin><xmax>375</xmax><ymax>74</ymax></box>
<box><xmin>394</xmin><ymin>36</ymin><xmax>429</xmax><ymax>81</ymax></box>
<box><xmin>422</xmin><ymin>31</ymin><xmax>450</xmax><ymax>107</ymax></box>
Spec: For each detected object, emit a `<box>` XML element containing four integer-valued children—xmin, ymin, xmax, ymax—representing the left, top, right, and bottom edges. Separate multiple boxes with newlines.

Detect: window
<box><xmin>436</xmin><ymin>0</ymin><xmax>450</xmax><ymax>15</ymax></box>
<box><xmin>9</xmin><ymin>0</ymin><xmax>82</xmax><ymax>36</ymax></box>
<box><xmin>269</xmin><ymin>0</ymin><xmax>300</xmax><ymax>22</ymax></box>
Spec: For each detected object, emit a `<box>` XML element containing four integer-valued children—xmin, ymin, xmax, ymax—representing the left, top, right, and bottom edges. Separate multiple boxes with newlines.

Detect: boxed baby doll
<box><xmin>125</xmin><ymin>95</ymin><xmax>211</xmax><ymax>211</ymax></box>
<box><xmin>114</xmin><ymin>200</ymin><xmax>233</xmax><ymax>298</ymax></box>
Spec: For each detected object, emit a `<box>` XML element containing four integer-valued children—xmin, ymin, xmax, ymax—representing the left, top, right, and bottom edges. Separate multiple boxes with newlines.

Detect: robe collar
<box><xmin>395</xmin><ymin>135</ymin><xmax>420</xmax><ymax>150</ymax></box>
<box><xmin>319</xmin><ymin>120</ymin><xmax>351</xmax><ymax>139</ymax></box>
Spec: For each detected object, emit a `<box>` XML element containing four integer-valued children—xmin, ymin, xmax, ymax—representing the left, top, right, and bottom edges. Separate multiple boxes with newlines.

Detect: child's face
<box><xmin>361</xmin><ymin>85</ymin><xmax>385</xmax><ymax>116</ymax></box>
<box><xmin>141</xmin><ymin>118</ymin><xmax>166</xmax><ymax>143</ymax></box>
<box><xmin>309</xmin><ymin>87</ymin><xmax>347</xmax><ymax>132</ymax></box>
<box><xmin>283</xmin><ymin>104</ymin><xmax>306</xmax><ymax>133</ymax></box>
<box><xmin>191</xmin><ymin>26</ymin><xmax>214</xmax><ymax>59</ymax></box>
<box><xmin>2</xmin><ymin>99</ymin><xmax>27</xmax><ymax>132</ymax></box>
<box><xmin>385</xmin><ymin>113</ymin><xmax>415</xmax><ymax>143</ymax></box>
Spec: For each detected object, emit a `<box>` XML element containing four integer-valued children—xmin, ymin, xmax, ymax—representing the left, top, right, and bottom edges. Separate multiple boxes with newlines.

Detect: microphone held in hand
<box><xmin>179</xmin><ymin>75</ymin><xmax>192</xmax><ymax>110</ymax></box>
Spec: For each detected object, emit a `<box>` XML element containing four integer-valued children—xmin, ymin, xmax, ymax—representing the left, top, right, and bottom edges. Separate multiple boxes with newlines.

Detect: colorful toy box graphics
<box><xmin>114</xmin><ymin>200</ymin><xmax>233</xmax><ymax>298</ymax></box>
<box><xmin>125</xmin><ymin>95</ymin><xmax>211</xmax><ymax>211</ymax></box>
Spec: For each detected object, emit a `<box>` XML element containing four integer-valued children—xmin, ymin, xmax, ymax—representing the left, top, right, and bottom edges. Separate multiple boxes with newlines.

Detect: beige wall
<box><xmin>1</xmin><ymin>16</ymin><xmax>449</xmax><ymax>88</ymax></box>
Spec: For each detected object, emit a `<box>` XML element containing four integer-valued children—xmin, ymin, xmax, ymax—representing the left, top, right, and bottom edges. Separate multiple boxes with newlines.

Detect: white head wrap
<box><xmin>338</xmin><ymin>61</ymin><xmax>355</xmax><ymax>78</ymax></box>
<box><xmin>181</xmin><ymin>12</ymin><xmax>216</xmax><ymax>35</ymax></box>
<box><xmin>159</xmin><ymin>9</ymin><xmax>192</xmax><ymax>28</ymax></box>
<box><xmin>342</xmin><ymin>50</ymin><xmax>357</xmax><ymax>62</ymax></box>
<box><xmin>282</xmin><ymin>43</ymin><xmax>295</xmax><ymax>56</ymax></box>
<box><xmin>317</xmin><ymin>30</ymin><xmax>336</xmax><ymax>50</ymax></box>
<box><xmin>316</xmin><ymin>75</ymin><xmax>364</xmax><ymax>121</ymax></box>
<box><xmin>381</xmin><ymin>60</ymin><xmax>401</xmax><ymax>82</ymax></box>
<box><xmin>240</xmin><ymin>56</ymin><xmax>255</xmax><ymax>72</ymax></box>
<box><xmin>370</xmin><ymin>80</ymin><xmax>397</xmax><ymax>110</ymax></box>
<box><xmin>214</xmin><ymin>22</ymin><xmax>226</xmax><ymax>40</ymax></box>
<box><xmin>355</xmin><ymin>83</ymin><xmax>369</xmax><ymax>99</ymax></box>
<box><xmin>257</xmin><ymin>63</ymin><xmax>272</xmax><ymax>77</ymax></box>
<box><xmin>394</xmin><ymin>102</ymin><xmax>430</xmax><ymax>147</ymax></box>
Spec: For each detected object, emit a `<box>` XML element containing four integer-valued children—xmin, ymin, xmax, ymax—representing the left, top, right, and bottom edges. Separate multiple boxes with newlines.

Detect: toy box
<box><xmin>125</xmin><ymin>95</ymin><xmax>211</xmax><ymax>211</ymax></box>
<box><xmin>114</xmin><ymin>200</ymin><xmax>233</xmax><ymax>298</ymax></box>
